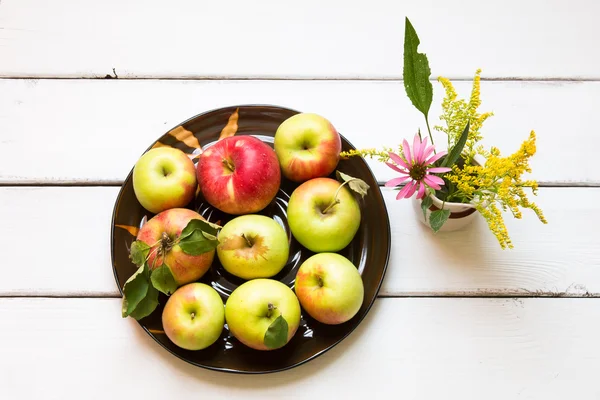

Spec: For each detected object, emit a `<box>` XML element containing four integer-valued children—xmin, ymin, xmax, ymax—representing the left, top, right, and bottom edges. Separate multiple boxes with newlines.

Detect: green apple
<box><xmin>274</xmin><ymin>113</ymin><xmax>341</xmax><ymax>182</ymax></box>
<box><xmin>287</xmin><ymin>177</ymin><xmax>361</xmax><ymax>252</ymax></box>
<box><xmin>162</xmin><ymin>283</ymin><xmax>225</xmax><ymax>350</ymax></box>
<box><xmin>295</xmin><ymin>253</ymin><xmax>364</xmax><ymax>325</ymax></box>
<box><xmin>217</xmin><ymin>215</ymin><xmax>289</xmax><ymax>280</ymax></box>
<box><xmin>133</xmin><ymin>147</ymin><xmax>197</xmax><ymax>214</ymax></box>
<box><xmin>225</xmin><ymin>279</ymin><xmax>301</xmax><ymax>350</ymax></box>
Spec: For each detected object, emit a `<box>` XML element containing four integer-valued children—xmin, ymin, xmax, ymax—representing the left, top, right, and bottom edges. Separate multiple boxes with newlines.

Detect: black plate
<box><xmin>110</xmin><ymin>105</ymin><xmax>391</xmax><ymax>374</ymax></box>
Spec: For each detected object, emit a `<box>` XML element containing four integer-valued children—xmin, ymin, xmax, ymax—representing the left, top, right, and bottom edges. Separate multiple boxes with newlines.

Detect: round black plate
<box><xmin>110</xmin><ymin>105</ymin><xmax>391</xmax><ymax>374</ymax></box>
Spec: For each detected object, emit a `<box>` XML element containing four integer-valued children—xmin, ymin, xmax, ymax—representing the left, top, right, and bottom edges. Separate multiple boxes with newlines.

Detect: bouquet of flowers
<box><xmin>342</xmin><ymin>18</ymin><xmax>547</xmax><ymax>249</ymax></box>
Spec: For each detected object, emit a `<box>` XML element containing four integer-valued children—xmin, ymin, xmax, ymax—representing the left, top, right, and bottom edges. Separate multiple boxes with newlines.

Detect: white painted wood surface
<box><xmin>2</xmin><ymin>297</ymin><xmax>599</xmax><ymax>399</ymax></box>
<box><xmin>2</xmin><ymin>186</ymin><xmax>597</xmax><ymax>297</ymax></box>
<box><xmin>1</xmin><ymin>0</ymin><xmax>599</xmax><ymax>396</ymax></box>
<box><xmin>1</xmin><ymin>79</ymin><xmax>599</xmax><ymax>184</ymax></box>
<box><xmin>1</xmin><ymin>0</ymin><xmax>599</xmax><ymax>79</ymax></box>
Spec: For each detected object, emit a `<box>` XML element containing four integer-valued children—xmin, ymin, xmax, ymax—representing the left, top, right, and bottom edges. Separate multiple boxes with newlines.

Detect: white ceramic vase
<box><xmin>411</xmin><ymin>193</ymin><xmax>479</xmax><ymax>232</ymax></box>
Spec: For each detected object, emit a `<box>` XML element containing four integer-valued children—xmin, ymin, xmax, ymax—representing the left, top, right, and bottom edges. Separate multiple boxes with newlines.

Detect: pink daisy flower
<box><xmin>384</xmin><ymin>133</ymin><xmax>452</xmax><ymax>200</ymax></box>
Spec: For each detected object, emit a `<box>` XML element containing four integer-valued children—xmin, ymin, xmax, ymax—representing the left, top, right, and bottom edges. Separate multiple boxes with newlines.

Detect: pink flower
<box><xmin>384</xmin><ymin>134</ymin><xmax>452</xmax><ymax>200</ymax></box>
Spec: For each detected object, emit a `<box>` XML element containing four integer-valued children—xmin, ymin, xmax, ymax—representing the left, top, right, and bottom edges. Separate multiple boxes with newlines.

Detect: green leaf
<box><xmin>128</xmin><ymin>284</ymin><xmax>159</xmax><ymax>320</ymax></box>
<box><xmin>150</xmin><ymin>264</ymin><xmax>179</xmax><ymax>295</ymax></box>
<box><xmin>429</xmin><ymin>209</ymin><xmax>451</xmax><ymax>233</ymax></box>
<box><xmin>180</xmin><ymin>219</ymin><xmax>221</xmax><ymax>241</ymax></box>
<box><xmin>403</xmin><ymin>17</ymin><xmax>433</xmax><ymax>118</ymax></box>
<box><xmin>421</xmin><ymin>195</ymin><xmax>433</xmax><ymax>220</ymax></box>
<box><xmin>335</xmin><ymin>170</ymin><xmax>370</xmax><ymax>198</ymax></box>
<box><xmin>179</xmin><ymin>229</ymin><xmax>219</xmax><ymax>255</ymax></box>
<box><xmin>129</xmin><ymin>240</ymin><xmax>150</xmax><ymax>267</ymax></box>
<box><xmin>264</xmin><ymin>315</ymin><xmax>289</xmax><ymax>349</ymax></box>
<box><xmin>121</xmin><ymin>264</ymin><xmax>149</xmax><ymax>317</ymax></box>
<box><xmin>441</xmin><ymin>121</ymin><xmax>470</xmax><ymax>168</ymax></box>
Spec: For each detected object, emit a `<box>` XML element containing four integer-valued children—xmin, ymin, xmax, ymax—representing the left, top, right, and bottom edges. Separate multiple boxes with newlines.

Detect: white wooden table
<box><xmin>2</xmin><ymin>0</ymin><xmax>600</xmax><ymax>398</ymax></box>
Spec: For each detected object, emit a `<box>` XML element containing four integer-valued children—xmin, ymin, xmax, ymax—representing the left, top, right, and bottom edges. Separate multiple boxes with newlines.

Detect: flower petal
<box><xmin>395</xmin><ymin>180</ymin><xmax>415</xmax><ymax>200</ymax></box>
<box><xmin>387</xmin><ymin>153</ymin><xmax>411</xmax><ymax>170</ymax></box>
<box><xmin>385</xmin><ymin>162</ymin><xmax>409</xmax><ymax>174</ymax></box>
<box><xmin>416</xmin><ymin>182</ymin><xmax>426</xmax><ymax>199</ymax></box>
<box><xmin>423</xmin><ymin>175</ymin><xmax>443</xmax><ymax>190</ymax></box>
<box><xmin>426</xmin><ymin>150</ymin><xmax>448</xmax><ymax>165</ymax></box>
<box><xmin>402</xmin><ymin>139</ymin><xmax>413</xmax><ymax>165</ymax></box>
<box><xmin>404</xmin><ymin>180</ymin><xmax>418</xmax><ymax>198</ymax></box>
<box><xmin>384</xmin><ymin>176</ymin><xmax>410</xmax><ymax>187</ymax></box>
<box><xmin>427</xmin><ymin>167</ymin><xmax>452</xmax><ymax>173</ymax></box>
<box><xmin>413</xmin><ymin>134</ymin><xmax>423</xmax><ymax>164</ymax></box>
<box><xmin>420</xmin><ymin>145</ymin><xmax>435</xmax><ymax>164</ymax></box>
<box><xmin>425</xmin><ymin>174</ymin><xmax>445</xmax><ymax>186</ymax></box>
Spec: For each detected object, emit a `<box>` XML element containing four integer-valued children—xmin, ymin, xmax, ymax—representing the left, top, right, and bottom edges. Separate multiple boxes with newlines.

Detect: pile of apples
<box><xmin>123</xmin><ymin>112</ymin><xmax>368</xmax><ymax>352</ymax></box>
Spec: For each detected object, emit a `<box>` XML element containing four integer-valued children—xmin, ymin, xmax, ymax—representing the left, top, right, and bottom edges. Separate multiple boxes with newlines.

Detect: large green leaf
<box><xmin>179</xmin><ymin>229</ymin><xmax>219</xmax><ymax>255</ymax></box>
<box><xmin>128</xmin><ymin>285</ymin><xmax>159</xmax><ymax>320</ymax></box>
<box><xmin>403</xmin><ymin>17</ymin><xmax>433</xmax><ymax>118</ymax></box>
<box><xmin>180</xmin><ymin>219</ymin><xmax>221</xmax><ymax>241</ymax></box>
<box><xmin>264</xmin><ymin>315</ymin><xmax>289</xmax><ymax>349</ymax></box>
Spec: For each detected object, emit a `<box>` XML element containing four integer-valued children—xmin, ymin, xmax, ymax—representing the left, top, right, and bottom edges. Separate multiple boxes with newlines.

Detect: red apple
<box><xmin>196</xmin><ymin>136</ymin><xmax>281</xmax><ymax>215</ymax></box>
<box><xmin>274</xmin><ymin>113</ymin><xmax>342</xmax><ymax>182</ymax></box>
<box><xmin>137</xmin><ymin>208</ymin><xmax>215</xmax><ymax>285</ymax></box>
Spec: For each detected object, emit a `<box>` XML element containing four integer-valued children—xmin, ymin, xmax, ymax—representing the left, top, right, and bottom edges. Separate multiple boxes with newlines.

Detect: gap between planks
<box><xmin>1</xmin><ymin>76</ymin><xmax>600</xmax><ymax>82</ymax></box>
<box><xmin>1</xmin><ymin>181</ymin><xmax>600</xmax><ymax>188</ymax></box>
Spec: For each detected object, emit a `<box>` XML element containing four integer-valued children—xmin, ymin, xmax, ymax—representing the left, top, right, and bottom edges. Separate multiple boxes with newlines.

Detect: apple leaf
<box><xmin>429</xmin><ymin>209</ymin><xmax>451</xmax><ymax>233</ymax></box>
<box><xmin>180</xmin><ymin>219</ymin><xmax>221</xmax><ymax>241</ymax></box>
<box><xmin>129</xmin><ymin>240</ymin><xmax>150</xmax><ymax>267</ymax></box>
<box><xmin>403</xmin><ymin>17</ymin><xmax>433</xmax><ymax>119</ymax></box>
<box><xmin>336</xmin><ymin>171</ymin><xmax>370</xmax><ymax>198</ymax></box>
<box><xmin>264</xmin><ymin>315</ymin><xmax>289</xmax><ymax>349</ymax></box>
<box><xmin>179</xmin><ymin>229</ymin><xmax>220</xmax><ymax>255</ymax></box>
<box><xmin>150</xmin><ymin>264</ymin><xmax>179</xmax><ymax>295</ymax></box>
<box><xmin>122</xmin><ymin>264</ymin><xmax>150</xmax><ymax>318</ymax></box>
<box><xmin>420</xmin><ymin>195</ymin><xmax>433</xmax><ymax>220</ymax></box>
<box><xmin>129</xmin><ymin>284</ymin><xmax>159</xmax><ymax>320</ymax></box>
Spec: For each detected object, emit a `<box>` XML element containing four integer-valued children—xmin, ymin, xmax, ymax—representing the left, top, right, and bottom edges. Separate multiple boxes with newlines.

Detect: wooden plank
<box><xmin>1</xmin><ymin>297</ymin><xmax>599</xmax><ymax>399</ymax></box>
<box><xmin>0</xmin><ymin>79</ymin><xmax>598</xmax><ymax>184</ymax></box>
<box><xmin>2</xmin><ymin>187</ymin><xmax>598</xmax><ymax>297</ymax></box>
<box><xmin>0</xmin><ymin>0</ymin><xmax>599</xmax><ymax>79</ymax></box>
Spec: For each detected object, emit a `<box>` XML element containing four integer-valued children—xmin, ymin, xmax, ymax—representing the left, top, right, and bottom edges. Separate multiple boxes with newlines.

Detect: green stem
<box><xmin>425</xmin><ymin>116</ymin><xmax>436</xmax><ymax>153</ymax></box>
<box><xmin>322</xmin><ymin>180</ymin><xmax>352</xmax><ymax>214</ymax></box>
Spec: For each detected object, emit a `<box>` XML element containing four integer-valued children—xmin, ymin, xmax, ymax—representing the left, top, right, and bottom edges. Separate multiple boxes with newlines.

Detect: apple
<box><xmin>225</xmin><ymin>279</ymin><xmax>301</xmax><ymax>350</ymax></box>
<box><xmin>196</xmin><ymin>135</ymin><xmax>281</xmax><ymax>215</ymax></box>
<box><xmin>217</xmin><ymin>215</ymin><xmax>289</xmax><ymax>280</ymax></box>
<box><xmin>287</xmin><ymin>177</ymin><xmax>361</xmax><ymax>252</ymax></box>
<box><xmin>137</xmin><ymin>208</ymin><xmax>215</xmax><ymax>285</ymax></box>
<box><xmin>274</xmin><ymin>113</ymin><xmax>342</xmax><ymax>182</ymax></box>
<box><xmin>162</xmin><ymin>282</ymin><xmax>225</xmax><ymax>350</ymax></box>
<box><xmin>133</xmin><ymin>147</ymin><xmax>197</xmax><ymax>214</ymax></box>
<box><xmin>294</xmin><ymin>253</ymin><xmax>364</xmax><ymax>325</ymax></box>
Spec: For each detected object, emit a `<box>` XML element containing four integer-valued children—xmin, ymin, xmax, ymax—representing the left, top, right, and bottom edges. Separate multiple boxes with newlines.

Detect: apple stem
<box><xmin>241</xmin><ymin>233</ymin><xmax>253</xmax><ymax>248</ymax></box>
<box><xmin>190</xmin><ymin>312</ymin><xmax>195</xmax><ymax>320</ymax></box>
<box><xmin>321</xmin><ymin>180</ymin><xmax>352</xmax><ymax>214</ymax></box>
<box><xmin>266</xmin><ymin>303</ymin><xmax>276</xmax><ymax>318</ymax></box>
<box><xmin>222</xmin><ymin>158</ymin><xmax>235</xmax><ymax>172</ymax></box>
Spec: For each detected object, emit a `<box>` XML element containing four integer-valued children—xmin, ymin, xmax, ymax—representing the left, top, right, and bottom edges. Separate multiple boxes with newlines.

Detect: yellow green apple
<box><xmin>274</xmin><ymin>113</ymin><xmax>341</xmax><ymax>182</ymax></box>
<box><xmin>133</xmin><ymin>147</ymin><xmax>197</xmax><ymax>214</ymax></box>
<box><xmin>287</xmin><ymin>177</ymin><xmax>361</xmax><ymax>252</ymax></box>
<box><xmin>217</xmin><ymin>215</ymin><xmax>289</xmax><ymax>280</ymax></box>
<box><xmin>225</xmin><ymin>279</ymin><xmax>301</xmax><ymax>350</ymax></box>
<box><xmin>162</xmin><ymin>283</ymin><xmax>225</xmax><ymax>350</ymax></box>
<box><xmin>294</xmin><ymin>253</ymin><xmax>364</xmax><ymax>325</ymax></box>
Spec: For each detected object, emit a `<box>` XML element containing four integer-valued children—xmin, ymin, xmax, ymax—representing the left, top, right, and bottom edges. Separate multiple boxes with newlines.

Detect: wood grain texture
<box><xmin>2</xmin><ymin>187</ymin><xmax>597</xmax><ymax>297</ymax></box>
<box><xmin>0</xmin><ymin>79</ymin><xmax>598</xmax><ymax>184</ymax></box>
<box><xmin>0</xmin><ymin>0</ymin><xmax>599</xmax><ymax>79</ymax></box>
<box><xmin>1</xmin><ymin>297</ymin><xmax>599</xmax><ymax>399</ymax></box>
